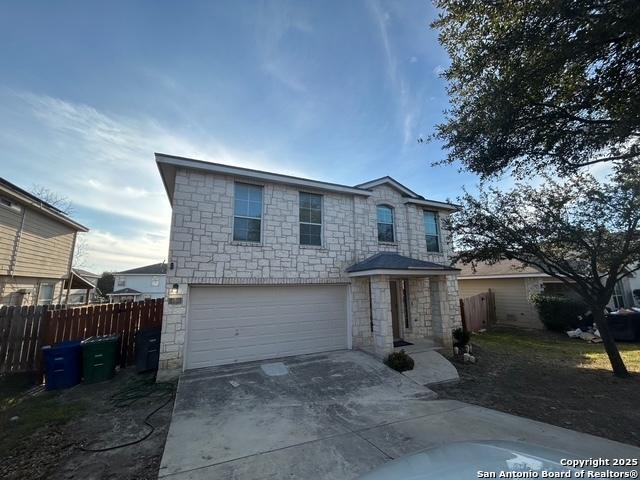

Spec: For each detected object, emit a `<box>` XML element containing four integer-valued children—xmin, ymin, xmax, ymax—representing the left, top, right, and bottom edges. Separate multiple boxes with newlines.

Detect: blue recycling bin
<box><xmin>42</xmin><ymin>340</ymin><xmax>82</xmax><ymax>390</ymax></box>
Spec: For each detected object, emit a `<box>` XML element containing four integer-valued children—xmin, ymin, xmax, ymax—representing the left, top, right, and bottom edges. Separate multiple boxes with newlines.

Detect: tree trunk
<box><xmin>591</xmin><ymin>306</ymin><xmax>629</xmax><ymax>378</ymax></box>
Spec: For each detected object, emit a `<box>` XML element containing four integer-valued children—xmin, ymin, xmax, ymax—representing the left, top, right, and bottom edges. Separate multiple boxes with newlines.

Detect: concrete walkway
<box><xmin>158</xmin><ymin>350</ymin><xmax>639</xmax><ymax>480</ymax></box>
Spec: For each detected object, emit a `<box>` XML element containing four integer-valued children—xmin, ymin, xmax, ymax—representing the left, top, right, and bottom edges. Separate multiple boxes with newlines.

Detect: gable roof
<box><xmin>156</xmin><ymin>153</ymin><xmax>372</xmax><ymax>201</ymax></box>
<box><xmin>73</xmin><ymin>268</ymin><xmax>99</xmax><ymax>279</ymax></box>
<box><xmin>155</xmin><ymin>153</ymin><xmax>458</xmax><ymax>211</ymax></box>
<box><xmin>116</xmin><ymin>262</ymin><xmax>167</xmax><ymax>275</ymax></box>
<box><xmin>110</xmin><ymin>288</ymin><xmax>142</xmax><ymax>295</ymax></box>
<box><xmin>346</xmin><ymin>252</ymin><xmax>459</xmax><ymax>276</ymax></box>
<box><xmin>457</xmin><ymin>259</ymin><xmax>548</xmax><ymax>279</ymax></box>
<box><xmin>355</xmin><ymin>176</ymin><xmax>423</xmax><ymax>199</ymax></box>
<box><xmin>0</xmin><ymin>177</ymin><xmax>88</xmax><ymax>232</ymax></box>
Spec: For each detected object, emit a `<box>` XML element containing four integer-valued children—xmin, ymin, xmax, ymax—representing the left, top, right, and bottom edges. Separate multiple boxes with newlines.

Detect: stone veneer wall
<box><xmin>160</xmin><ymin>168</ymin><xmax>461</xmax><ymax>371</ymax></box>
<box><xmin>405</xmin><ymin>277</ymin><xmax>432</xmax><ymax>340</ymax></box>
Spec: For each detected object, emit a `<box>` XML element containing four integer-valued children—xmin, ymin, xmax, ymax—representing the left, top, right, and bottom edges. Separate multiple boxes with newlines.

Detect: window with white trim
<box><xmin>377</xmin><ymin>205</ymin><xmax>394</xmax><ymax>242</ymax></box>
<box><xmin>0</xmin><ymin>196</ymin><xmax>22</xmax><ymax>213</ymax></box>
<box><xmin>299</xmin><ymin>192</ymin><xmax>322</xmax><ymax>246</ymax></box>
<box><xmin>424</xmin><ymin>211</ymin><xmax>440</xmax><ymax>252</ymax></box>
<box><xmin>38</xmin><ymin>283</ymin><xmax>55</xmax><ymax>305</ymax></box>
<box><xmin>612</xmin><ymin>282</ymin><xmax>625</xmax><ymax>309</ymax></box>
<box><xmin>233</xmin><ymin>183</ymin><xmax>262</xmax><ymax>242</ymax></box>
<box><xmin>151</xmin><ymin>276</ymin><xmax>159</xmax><ymax>287</ymax></box>
<box><xmin>117</xmin><ymin>277</ymin><xmax>126</xmax><ymax>287</ymax></box>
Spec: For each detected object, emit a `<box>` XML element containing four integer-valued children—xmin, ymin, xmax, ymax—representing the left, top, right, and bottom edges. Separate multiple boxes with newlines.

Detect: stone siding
<box><xmin>160</xmin><ymin>168</ymin><xmax>461</xmax><ymax>370</ymax></box>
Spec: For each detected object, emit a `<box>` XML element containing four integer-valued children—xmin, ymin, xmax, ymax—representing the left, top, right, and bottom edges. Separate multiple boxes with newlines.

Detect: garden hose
<box><xmin>77</xmin><ymin>375</ymin><xmax>176</xmax><ymax>453</ymax></box>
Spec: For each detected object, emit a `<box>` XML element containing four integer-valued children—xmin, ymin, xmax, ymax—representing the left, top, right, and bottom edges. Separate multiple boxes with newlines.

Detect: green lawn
<box><xmin>432</xmin><ymin>327</ymin><xmax>640</xmax><ymax>446</ymax></box>
<box><xmin>472</xmin><ymin>328</ymin><xmax>640</xmax><ymax>373</ymax></box>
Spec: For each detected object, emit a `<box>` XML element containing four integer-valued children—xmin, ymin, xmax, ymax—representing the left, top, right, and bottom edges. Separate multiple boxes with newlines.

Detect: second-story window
<box><xmin>151</xmin><ymin>276</ymin><xmax>159</xmax><ymax>287</ymax></box>
<box><xmin>424</xmin><ymin>211</ymin><xmax>440</xmax><ymax>252</ymax></box>
<box><xmin>117</xmin><ymin>277</ymin><xmax>126</xmax><ymax>287</ymax></box>
<box><xmin>233</xmin><ymin>183</ymin><xmax>263</xmax><ymax>242</ymax></box>
<box><xmin>377</xmin><ymin>205</ymin><xmax>395</xmax><ymax>242</ymax></box>
<box><xmin>299</xmin><ymin>192</ymin><xmax>322</xmax><ymax>246</ymax></box>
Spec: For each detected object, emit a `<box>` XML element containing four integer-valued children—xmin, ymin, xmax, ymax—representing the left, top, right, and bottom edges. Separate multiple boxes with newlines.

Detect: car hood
<box><xmin>357</xmin><ymin>441</ymin><xmax>591</xmax><ymax>480</ymax></box>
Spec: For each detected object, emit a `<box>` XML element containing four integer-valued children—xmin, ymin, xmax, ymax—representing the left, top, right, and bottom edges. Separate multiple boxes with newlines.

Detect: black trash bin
<box><xmin>606</xmin><ymin>312</ymin><xmax>640</xmax><ymax>341</ymax></box>
<box><xmin>135</xmin><ymin>328</ymin><xmax>161</xmax><ymax>372</ymax></box>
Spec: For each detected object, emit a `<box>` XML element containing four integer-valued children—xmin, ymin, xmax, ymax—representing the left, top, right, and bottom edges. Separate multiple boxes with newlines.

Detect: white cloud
<box><xmin>81</xmin><ymin>229</ymin><xmax>169</xmax><ymax>273</ymax></box>
<box><xmin>368</xmin><ymin>1</ymin><xmax>423</xmax><ymax>147</ymax></box>
<box><xmin>1</xmin><ymin>89</ymin><xmax>309</xmax><ymax>272</ymax></box>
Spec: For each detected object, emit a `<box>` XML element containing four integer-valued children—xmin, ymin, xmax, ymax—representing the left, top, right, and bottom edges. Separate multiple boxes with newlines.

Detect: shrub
<box><xmin>452</xmin><ymin>327</ymin><xmax>471</xmax><ymax>347</ymax></box>
<box><xmin>384</xmin><ymin>350</ymin><xmax>415</xmax><ymax>372</ymax></box>
<box><xmin>530</xmin><ymin>294</ymin><xmax>588</xmax><ymax>332</ymax></box>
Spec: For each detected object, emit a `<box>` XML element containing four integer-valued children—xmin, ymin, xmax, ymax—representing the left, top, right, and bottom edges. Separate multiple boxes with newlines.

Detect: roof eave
<box><xmin>403</xmin><ymin>198</ymin><xmax>460</xmax><ymax>211</ymax></box>
<box><xmin>355</xmin><ymin>176</ymin><xmax>422</xmax><ymax>198</ymax></box>
<box><xmin>155</xmin><ymin>153</ymin><xmax>373</xmax><ymax>201</ymax></box>
<box><xmin>347</xmin><ymin>268</ymin><xmax>460</xmax><ymax>277</ymax></box>
<box><xmin>0</xmin><ymin>183</ymin><xmax>89</xmax><ymax>232</ymax></box>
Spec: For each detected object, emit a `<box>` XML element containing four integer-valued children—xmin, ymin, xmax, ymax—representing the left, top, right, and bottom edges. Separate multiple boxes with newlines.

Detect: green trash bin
<box><xmin>82</xmin><ymin>334</ymin><xmax>119</xmax><ymax>384</ymax></box>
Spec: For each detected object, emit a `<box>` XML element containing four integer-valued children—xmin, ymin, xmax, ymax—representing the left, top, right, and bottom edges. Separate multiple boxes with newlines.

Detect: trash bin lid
<box><xmin>43</xmin><ymin>340</ymin><xmax>82</xmax><ymax>350</ymax></box>
<box><xmin>82</xmin><ymin>334</ymin><xmax>120</xmax><ymax>344</ymax></box>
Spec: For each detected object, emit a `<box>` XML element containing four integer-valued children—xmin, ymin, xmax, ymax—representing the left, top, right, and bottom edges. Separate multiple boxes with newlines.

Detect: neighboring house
<box><xmin>613</xmin><ymin>269</ymin><xmax>640</xmax><ymax>309</ymax></box>
<box><xmin>64</xmin><ymin>268</ymin><xmax>100</xmax><ymax>305</ymax></box>
<box><xmin>458</xmin><ymin>260</ymin><xmax>638</xmax><ymax>330</ymax></box>
<box><xmin>156</xmin><ymin>153</ymin><xmax>462</xmax><ymax>373</ymax></box>
<box><xmin>0</xmin><ymin>178</ymin><xmax>88</xmax><ymax>307</ymax></box>
<box><xmin>109</xmin><ymin>262</ymin><xmax>167</xmax><ymax>302</ymax></box>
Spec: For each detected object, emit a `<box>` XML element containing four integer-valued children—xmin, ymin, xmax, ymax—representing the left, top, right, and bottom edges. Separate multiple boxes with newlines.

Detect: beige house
<box><xmin>457</xmin><ymin>260</ymin><xmax>572</xmax><ymax>329</ymax></box>
<box><xmin>0</xmin><ymin>178</ymin><xmax>88</xmax><ymax>306</ymax></box>
<box><xmin>459</xmin><ymin>260</ymin><xmax>639</xmax><ymax>330</ymax></box>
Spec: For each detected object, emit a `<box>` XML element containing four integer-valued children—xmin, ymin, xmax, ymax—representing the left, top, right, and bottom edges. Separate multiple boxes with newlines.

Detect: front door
<box><xmin>390</xmin><ymin>280</ymin><xmax>400</xmax><ymax>340</ymax></box>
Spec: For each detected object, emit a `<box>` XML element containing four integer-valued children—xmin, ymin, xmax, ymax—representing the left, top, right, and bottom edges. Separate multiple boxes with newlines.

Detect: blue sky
<box><xmin>0</xmin><ymin>0</ymin><xmax>479</xmax><ymax>273</ymax></box>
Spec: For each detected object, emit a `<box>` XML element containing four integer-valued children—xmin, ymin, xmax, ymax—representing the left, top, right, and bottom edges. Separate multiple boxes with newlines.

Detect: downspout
<box><xmin>9</xmin><ymin>207</ymin><xmax>27</xmax><ymax>277</ymax></box>
<box><xmin>64</xmin><ymin>232</ymin><xmax>78</xmax><ymax>305</ymax></box>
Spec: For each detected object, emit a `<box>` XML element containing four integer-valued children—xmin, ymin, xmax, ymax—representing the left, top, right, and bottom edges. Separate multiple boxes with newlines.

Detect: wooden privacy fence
<box><xmin>460</xmin><ymin>290</ymin><xmax>496</xmax><ymax>332</ymax></box>
<box><xmin>0</xmin><ymin>298</ymin><xmax>163</xmax><ymax>375</ymax></box>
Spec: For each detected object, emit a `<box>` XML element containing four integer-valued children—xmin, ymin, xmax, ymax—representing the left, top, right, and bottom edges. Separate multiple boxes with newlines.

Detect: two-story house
<box><xmin>156</xmin><ymin>153</ymin><xmax>461</xmax><ymax>373</ymax></box>
<box><xmin>0</xmin><ymin>178</ymin><xmax>88</xmax><ymax>306</ymax></box>
<box><xmin>109</xmin><ymin>262</ymin><xmax>167</xmax><ymax>302</ymax></box>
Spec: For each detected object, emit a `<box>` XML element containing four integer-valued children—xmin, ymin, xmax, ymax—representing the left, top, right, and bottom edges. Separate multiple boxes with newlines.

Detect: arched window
<box><xmin>377</xmin><ymin>205</ymin><xmax>395</xmax><ymax>242</ymax></box>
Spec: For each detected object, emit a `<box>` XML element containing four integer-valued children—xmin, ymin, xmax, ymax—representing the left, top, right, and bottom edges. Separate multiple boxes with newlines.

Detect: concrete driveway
<box><xmin>159</xmin><ymin>351</ymin><xmax>639</xmax><ymax>479</ymax></box>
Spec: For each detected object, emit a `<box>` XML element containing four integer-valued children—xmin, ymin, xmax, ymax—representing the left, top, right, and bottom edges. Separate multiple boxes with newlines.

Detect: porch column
<box><xmin>370</xmin><ymin>275</ymin><xmax>393</xmax><ymax>357</ymax></box>
<box><xmin>431</xmin><ymin>274</ymin><xmax>462</xmax><ymax>349</ymax></box>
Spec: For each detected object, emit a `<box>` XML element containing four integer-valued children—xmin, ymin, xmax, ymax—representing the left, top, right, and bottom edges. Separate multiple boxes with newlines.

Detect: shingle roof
<box><xmin>72</xmin><ymin>268</ymin><xmax>99</xmax><ymax>279</ymax></box>
<box><xmin>0</xmin><ymin>177</ymin><xmax>89</xmax><ymax>232</ymax></box>
<box><xmin>110</xmin><ymin>288</ymin><xmax>141</xmax><ymax>295</ymax></box>
<box><xmin>456</xmin><ymin>259</ymin><xmax>544</xmax><ymax>278</ymax></box>
<box><xmin>117</xmin><ymin>262</ymin><xmax>167</xmax><ymax>275</ymax></box>
<box><xmin>346</xmin><ymin>252</ymin><xmax>459</xmax><ymax>273</ymax></box>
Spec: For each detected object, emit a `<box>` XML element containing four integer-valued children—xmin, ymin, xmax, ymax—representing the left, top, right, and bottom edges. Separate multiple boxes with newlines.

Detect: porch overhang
<box><xmin>347</xmin><ymin>268</ymin><xmax>458</xmax><ymax>277</ymax></box>
<box><xmin>345</xmin><ymin>252</ymin><xmax>460</xmax><ymax>278</ymax></box>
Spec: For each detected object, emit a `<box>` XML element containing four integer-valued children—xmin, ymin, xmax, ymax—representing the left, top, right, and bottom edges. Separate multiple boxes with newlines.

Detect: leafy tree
<box><xmin>451</xmin><ymin>163</ymin><xmax>640</xmax><ymax>377</ymax></box>
<box><xmin>431</xmin><ymin>0</ymin><xmax>640</xmax><ymax>178</ymax></box>
<box><xmin>96</xmin><ymin>272</ymin><xmax>115</xmax><ymax>297</ymax></box>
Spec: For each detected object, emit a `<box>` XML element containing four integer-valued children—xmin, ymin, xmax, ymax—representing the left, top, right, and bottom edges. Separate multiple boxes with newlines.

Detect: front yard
<box><xmin>0</xmin><ymin>370</ymin><xmax>176</xmax><ymax>480</ymax></box>
<box><xmin>432</xmin><ymin>327</ymin><xmax>640</xmax><ymax>447</ymax></box>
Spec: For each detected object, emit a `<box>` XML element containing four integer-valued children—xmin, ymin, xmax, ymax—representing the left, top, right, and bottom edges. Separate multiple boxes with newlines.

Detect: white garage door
<box><xmin>186</xmin><ymin>284</ymin><xmax>348</xmax><ymax>369</ymax></box>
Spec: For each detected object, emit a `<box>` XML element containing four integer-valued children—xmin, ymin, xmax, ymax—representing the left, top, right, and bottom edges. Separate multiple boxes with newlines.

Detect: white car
<box><xmin>358</xmin><ymin>441</ymin><xmax>632</xmax><ymax>479</ymax></box>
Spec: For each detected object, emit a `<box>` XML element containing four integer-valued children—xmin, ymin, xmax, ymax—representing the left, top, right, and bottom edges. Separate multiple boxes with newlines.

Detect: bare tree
<box><xmin>72</xmin><ymin>233</ymin><xmax>88</xmax><ymax>268</ymax></box>
<box><xmin>30</xmin><ymin>184</ymin><xmax>74</xmax><ymax>215</ymax></box>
